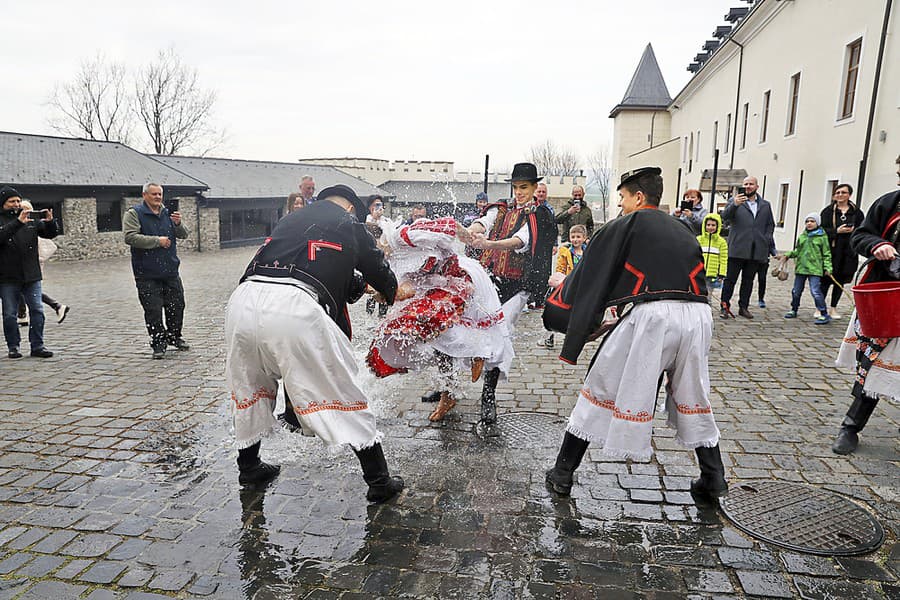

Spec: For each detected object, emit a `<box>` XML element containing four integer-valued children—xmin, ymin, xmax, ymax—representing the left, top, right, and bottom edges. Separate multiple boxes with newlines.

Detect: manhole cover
<box><xmin>721</xmin><ymin>480</ymin><xmax>884</xmax><ymax>556</ymax></box>
<box><xmin>491</xmin><ymin>412</ymin><xmax>567</xmax><ymax>448</ymax></box>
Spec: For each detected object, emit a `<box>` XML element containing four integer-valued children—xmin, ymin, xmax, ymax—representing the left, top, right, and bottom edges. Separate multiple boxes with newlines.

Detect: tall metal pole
<box><xmin>709</xmin><ymin>149</ymin><xmax>720</xmax><ymax>214</ymax></box>
<box><xmin>483</xmin><ymin>154</ymin><xmax>489</xmax><ymax>194</ymax></box>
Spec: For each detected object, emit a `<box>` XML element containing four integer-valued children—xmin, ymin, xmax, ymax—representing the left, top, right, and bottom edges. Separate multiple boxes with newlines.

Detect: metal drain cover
<box><xmin>721</xmin><ymin>480</ymin><xmax>884</xmax><ymax>556</ymax></box>
<box><xmin>491</xmin><ymin>412</ymin><xmax>567</xmax><ymax>448</ymax></box>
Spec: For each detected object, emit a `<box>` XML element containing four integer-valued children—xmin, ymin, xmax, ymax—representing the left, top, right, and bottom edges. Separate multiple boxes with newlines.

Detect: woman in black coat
<box><xmin>819</xmin><ymin>183</ymin><xmax>865</xmax><ymax>317</ymax></box>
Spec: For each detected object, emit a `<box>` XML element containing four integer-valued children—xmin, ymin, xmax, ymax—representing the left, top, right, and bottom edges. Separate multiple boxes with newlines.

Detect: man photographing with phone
<box><xmin>719</xmin><ymin>175</ymin><xmax>776</xmax><ymax>319</ymax></box>
<box><xmin>0</xmin><ymin>186</ymin><xmax>59</xmax><ymax>359</ymax></box>
<box><xmin>556</xmin><ymin>184</ymin><xmax>594</xmax><ymax>241</ymax></box>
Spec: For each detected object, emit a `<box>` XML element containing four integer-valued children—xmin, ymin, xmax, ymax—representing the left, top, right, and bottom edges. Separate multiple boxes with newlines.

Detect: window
<box><xmin>760</xmin><ymin>90</ymin><xmax>771</xmax><ymax>143</ymax></box>
<box><xmin>712</xmin><ymin>121</ymin><xmax>719</xmax><ymax>157</ymax></box>
<box><xmin>840</xmin><ymin>39</ymin><xmax>862</xmax><ymax>119</ymax></box>
<box><xmin>96</xmin><ymin>199</ymin><xmax>122</xmax><ymax>232</ymax></box>
<box><xmin>778</xmin><ymin>183</ymin><xmax>790</xmax><ymax>227</ymax></box>
<box><xmin>826</xmin><ymin>179</ymin><xmax>839</xmax><ymax>202</ymax></box>
<box><xmin>688</xmin><ymin>132</ymin><xmax>694</xmax><ymax>172</ymax></box>
<box><xmin>683</xmin><ymin>137</ymin><xmax>689</xmax><ymax>163</ymax></box>
<box><xmin>696</xmin><ymin>131</ymin><xmax>701</xmax><ymax>162</ymax></box>
<box><xmin>740</xmin><ymin>103</ymin><xmax>749</xmax><ymax>150</ymax></box>
<box><xmin>724</xmin><ymin>113</ymin><xmax>732</xmax><ymax>153</ymax></box>
<box><xmin>786</xmin><ymin>72</ymin><xmax>801</xmax><ymax>135</ymax></box>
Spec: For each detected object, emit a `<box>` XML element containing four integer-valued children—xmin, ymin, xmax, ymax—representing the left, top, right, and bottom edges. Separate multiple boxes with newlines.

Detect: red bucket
<box><xmin>852</xmin><ymin>280</ymin><xmax>900</xmax><ymax>338</ymax></box>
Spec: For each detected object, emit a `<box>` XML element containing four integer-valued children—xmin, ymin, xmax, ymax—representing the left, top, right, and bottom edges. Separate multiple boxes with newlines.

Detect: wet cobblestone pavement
<box><xmin>0</xmin><ymin>247</ymin><xmax>897</xmax><ymax>599</ymax></box>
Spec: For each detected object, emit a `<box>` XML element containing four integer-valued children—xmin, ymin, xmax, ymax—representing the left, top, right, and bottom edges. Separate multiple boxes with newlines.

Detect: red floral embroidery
<box><xmin>675</xmin><ymin>403</ymin><xmax>713</xmax><ymax>415</ymax></box>
<box><xmin>296</xmin><ymin>399</ymin><xmax>368</xmax><ymax>416</ymax></box>
<box><xmin>232</xmin><ymin>387</ymin><xmax>277</xmax><ymax>410</ymax></box>
<box><xmin>580</xmin><ymin>388</ymin><xmax>652</xmax><ymax>423</ymax></box>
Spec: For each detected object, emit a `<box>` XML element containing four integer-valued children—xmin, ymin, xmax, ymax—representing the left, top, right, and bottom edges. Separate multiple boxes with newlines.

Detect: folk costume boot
<box><xmin>690</xmin><ymin>445</ymin><xmax>729</xmax><ymax>498</ymax></box>
<box><xmin>832</xmin><ymin>394</ymin><xmax>879</xmax><ymax>455</ymax></box>
<box><xmin>354</xmin><ymin>443</ymin><xmax>404</xmax><ymax>503</ymax></box>
<box><xmin>545</xmin><ymin>432</ymin><xmax>589</xmax><ymax>496</ymax></box>
<box><xmin>237</xmin><ymin>442</ymin><xmax>281</xmax><ymax>487</ymax></box>
<box><xmin>478</xmin><ymin>367</ymin><xmax>501</xmax><ymax>433</ymax></box>
<box><xmin>428</xmin><ymin>391</ymin><xmax>456</xmax><ymax>422</ymax></box>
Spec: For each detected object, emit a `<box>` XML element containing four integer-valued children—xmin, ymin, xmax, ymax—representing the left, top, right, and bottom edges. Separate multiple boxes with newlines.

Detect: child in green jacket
<box><xmin>783</xmin><ymin>213</ymin><xmax>833</xmax><ymax>324</ymax></box>
<box><xmin>697</xmin><ymin>213</ymin><xmax>728</xmax><ymax>289</ymax></box>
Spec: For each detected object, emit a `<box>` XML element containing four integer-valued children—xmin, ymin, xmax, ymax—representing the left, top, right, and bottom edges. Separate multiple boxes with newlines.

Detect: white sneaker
<box><xmin>56</xmin><ymin>305</ymin><xmax>70</xmax><ymax>324</ymax></box>
<box><xmin>830</xmin><ymin>311</ymin><xmax>841</xmax><ymax>319</ymax></box>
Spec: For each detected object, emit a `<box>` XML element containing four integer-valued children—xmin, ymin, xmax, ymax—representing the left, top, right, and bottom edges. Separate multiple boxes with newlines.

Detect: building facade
<box><xmin>612</xmin><ymin>0</ymin><xmax>899</xmax><ymax>249</ymax></box>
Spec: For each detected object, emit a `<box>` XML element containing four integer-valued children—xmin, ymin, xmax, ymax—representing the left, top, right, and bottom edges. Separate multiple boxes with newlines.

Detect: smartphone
<box><xmin>737</xmin><ymin>186</ymin><xmax>746</xmax><ymax>197</ymax></box>
<box><xmin>679</xmin><ymin>200</ymin><xmax>693</xmax><ymax>211</ymax></box>
<box><xmin>27</xmin><ymin>210</ymin><xmax>47</xmax><ymax>219</ymax></box>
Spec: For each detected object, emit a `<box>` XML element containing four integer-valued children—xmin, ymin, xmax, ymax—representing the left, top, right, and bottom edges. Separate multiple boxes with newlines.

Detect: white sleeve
<box><xmin>473</xmin><ymin>207</ymin><xmax>498</xmax><ymax>232</ymax></box>
<box><xmin>513</xmin><ymin>222</ymin><xmax>530</xmax><ymax>254</ymax></box>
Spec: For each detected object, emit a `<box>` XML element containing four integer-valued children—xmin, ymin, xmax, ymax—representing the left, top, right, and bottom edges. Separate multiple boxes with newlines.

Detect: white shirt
<box><xmin>746</xmin><ymin>197</ymin><xmax>759</xmax><ymax>217</ymax></box>
<box><xmin>473</xmin><ymin>206</ymin><xmax>530</xmax><ymax>254</ymax></box>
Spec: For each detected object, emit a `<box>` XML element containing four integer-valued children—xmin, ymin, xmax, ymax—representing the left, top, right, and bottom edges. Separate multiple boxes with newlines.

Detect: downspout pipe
<box><xmin>857</xmin><ymin>0</ymin><xmax>893</xmax><ymax>208</ymax></box>
<box><xmin>725</xmin><ymin>37</ymin><xmax>744</xmax><ymax>170</ymax></box>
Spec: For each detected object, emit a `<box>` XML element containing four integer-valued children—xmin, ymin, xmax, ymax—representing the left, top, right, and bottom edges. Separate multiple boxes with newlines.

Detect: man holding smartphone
<box><xmin>0</xmin><ymin>186</ymin><xmax>58</xmax><ymax>359</ymax></box>
<box><xmin>556</xmin><ymin>185</ymin><xmax>594</xmax><ymax>240</ymax></box>
<box><xmin>124</xmin><ymin>183</ymin><xmax>190</xmax><ymax>359</ymax></box>
<box><xmin>719</xmin><ymin>176</ymin><xmax>776</xmax><ymax>319</ymax></box>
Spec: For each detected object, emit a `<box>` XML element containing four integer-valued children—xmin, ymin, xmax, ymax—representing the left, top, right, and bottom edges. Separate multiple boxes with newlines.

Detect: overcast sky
<box><xmin>3</xmin><ymin>0</ymin><xmax>737</xmax><ymax>171</ymax></box>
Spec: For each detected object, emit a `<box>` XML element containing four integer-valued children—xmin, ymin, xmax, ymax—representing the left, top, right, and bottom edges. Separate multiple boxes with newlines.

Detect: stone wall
<box><xmin>51</xmin><ymin>196</ymin><xmax>221</xmax><ymax>261</ymax></box>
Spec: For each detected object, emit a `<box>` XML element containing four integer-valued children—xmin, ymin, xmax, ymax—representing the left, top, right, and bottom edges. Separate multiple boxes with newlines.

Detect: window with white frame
<box><xmin>786</xmin><ymin>72</ymin><xmax>801</xmax><ymax>136</ymax></box>
<box><xmin>724</xmin><ymin>113</ymin><xmax>731</xmax><ymax>153</ymax></box>
<box><xmin>760</xmin><ymin>90</ymin><xmax>771</xmax><ymax>143</ymax></box>
<box><xmin>740</xmin><ymin>103</ymin><xmax>749</xmax><ymax>150</ymax></box>
<box><xmin>839</xmin><ymin>38</ymin><xmax>862</xmax><ymax>120</ymax></box>
<box><xmin>712</xmin><ymin>121</ymin><xmax>718</xmax><ymax>157</ymax></box>
<box><xmin>696</xmin><ymin>131</ymin><xmax>701</xmax><ymax>162</ymax></box>
<box><xmin>778</xmin><ymin>183</ymin><xmax>790</xmax><ymax>227</ymax></box>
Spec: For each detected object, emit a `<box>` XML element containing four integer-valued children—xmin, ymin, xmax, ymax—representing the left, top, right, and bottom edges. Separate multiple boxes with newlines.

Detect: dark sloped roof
<box><xmin>152</xmin><ymin>155</ymin><xmax>386</xmax><ymax>199</ymax></box>
<box><xmin>609</xmin><ymin>44</ymin><xmax>672</xmax><ymax>117</ymax></box>
<box><xmin>0</xmin><ymin>131</ymin><xmax>207</xmax><ymax>189</ymax></box>
<box><xmin>380</xmin><ymin>180</ymin><xmax>509</xmax><ymax>205</ymax></box>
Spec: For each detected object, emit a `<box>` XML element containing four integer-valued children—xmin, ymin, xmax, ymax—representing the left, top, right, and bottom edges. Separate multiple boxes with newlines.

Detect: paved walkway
<box><xmin>0</xmin><ymin>248</ymin><xmax>896</xmax><ymax>599</ymax></box>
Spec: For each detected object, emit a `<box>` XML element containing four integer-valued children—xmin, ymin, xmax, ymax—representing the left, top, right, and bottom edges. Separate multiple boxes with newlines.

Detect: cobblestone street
<box><xmin>0</xmin><ymin>247</ymin><xmax>897</xmax><ymax>599</ymax></box>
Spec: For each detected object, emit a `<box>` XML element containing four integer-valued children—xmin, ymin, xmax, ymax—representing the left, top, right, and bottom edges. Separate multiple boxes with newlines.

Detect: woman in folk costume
<box><xmin>225</xmin><ymin>185</ymin><xmax>404</xmax><ymax>503</ymax></box>
<box><xmin>832</xmin><ymin>162</ymin><xmax>900</xmax><ymax>455</ymax></box>
<box><xmin>367</xmin><ymin>217</ymin><xmax>514</xmax><ymax>429</ymax></box>
<box><xmin>542</xmin><ymin>167</ymin><xmax>727</xmax><ymax>500</ymax></box>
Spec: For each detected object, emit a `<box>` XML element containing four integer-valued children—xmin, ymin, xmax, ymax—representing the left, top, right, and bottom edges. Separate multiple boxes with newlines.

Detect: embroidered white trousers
<box><xmin>566</xmin><ymin>300</ymin><xmax>721</xmax><ymax>460</ymax></box>
<box><xmin>225</xmin><ymin>280</ymin><xmax>380</xmax><ymax>451</ymax></box>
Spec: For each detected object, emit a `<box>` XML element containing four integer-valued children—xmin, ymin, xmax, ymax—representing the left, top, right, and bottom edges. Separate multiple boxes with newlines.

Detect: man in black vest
<box><xmin>227</xmin><ymin>184</ymin><xmax>404</xmax><ymax>502</ymax></box>
<box><xmin>123</xmin><ymin>183</ymin><xmax>190</xmax><ymax>359</ymax></box>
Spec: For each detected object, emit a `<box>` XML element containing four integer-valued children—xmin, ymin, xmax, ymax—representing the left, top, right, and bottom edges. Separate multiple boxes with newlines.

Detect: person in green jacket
<box><xmin>783</xmin><ymin>212</ymin><xmax>833</xmax><ymax>324</ymax></box>
<box><xmin>697</xmin><ymin>213</ymin><xmax>729</xmax><ymax>291</ymax></box>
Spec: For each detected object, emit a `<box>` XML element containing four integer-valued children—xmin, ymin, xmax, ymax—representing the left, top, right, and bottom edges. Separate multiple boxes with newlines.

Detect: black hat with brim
<box><xmin>616</xmin><ymin>166</ymin><xmax>662</xmax><ymax>190</ymax></box>
<box><xmin>504</xmin><ymin>162</ymin><xmax>543</xmax><ymax>183</ymax></box>
<box><xmin>318</xmin><ymin>184</ymin><xmax>368</xmax><ymax>222</ymax></box>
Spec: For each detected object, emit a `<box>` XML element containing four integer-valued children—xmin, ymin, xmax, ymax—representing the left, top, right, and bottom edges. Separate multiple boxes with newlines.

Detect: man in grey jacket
<box><xmin>719</xmin><ymin>176</ymin><xmax>775</xmax><ymax>319</ymax></box>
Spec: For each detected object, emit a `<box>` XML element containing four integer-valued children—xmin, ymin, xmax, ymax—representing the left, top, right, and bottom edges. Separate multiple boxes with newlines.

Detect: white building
<box><xmin>611</xmin><ymin>0</ymin><xmax>898</xmax><ymax>250</ymax></box>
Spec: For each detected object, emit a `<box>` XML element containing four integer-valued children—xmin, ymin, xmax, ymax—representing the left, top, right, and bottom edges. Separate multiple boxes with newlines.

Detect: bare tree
<box><xmin>46</xmin><ymin>54</ymin><xmax>132</xmax><ymax>143</ymax></box>
<box><xmin>134</xmin><ymin>49</ymin><xmax>224</xmax><ymax>155</ymax></box>
<box><xmin>530</xmin><ymin>139</ymin><xmax>581</xmax><ymax>176</ymax></box>
<box><xmin>587</xmin><ymin>146</ymin><xmax>612</xmax><ymax>221</ymax></box>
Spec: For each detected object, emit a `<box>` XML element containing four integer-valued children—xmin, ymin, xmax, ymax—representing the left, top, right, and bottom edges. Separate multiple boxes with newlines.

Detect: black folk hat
<box><xmin>505</xmin><ymin>162</ymin><xmax>543</xmax><ymax>183</ymax></box>
<box><xmin>616</xmin><ymin>166</ymin><xmax>662</xmax><ymax>191</ymax></box>
<box><xmin>318</xmin><ymin>184</ymin><xmax>368</xmax><ymax>222</ymax></box>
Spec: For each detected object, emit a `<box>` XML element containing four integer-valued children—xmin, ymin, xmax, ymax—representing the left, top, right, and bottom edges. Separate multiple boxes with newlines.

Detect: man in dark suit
<box><xmin>719</xmin><ymin>176</ymin><xmax>776</xmax><ymax>319</ymax></box>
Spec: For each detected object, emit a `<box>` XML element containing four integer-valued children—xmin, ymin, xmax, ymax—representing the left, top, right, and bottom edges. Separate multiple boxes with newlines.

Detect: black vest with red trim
<box><xmin>547</xmin><ymin>207</ymin><xmax>708</xmax><ymax>364</ymax></box>
<box><xmin>480</xmin><ymin>201</ymin><xmax>537</xmax><ymax>279</ymax></box>
<box><xmin>852</xmin><ymin>189</ymin><xmax>900</xmax><ymax>284</ymax></box>
<box><xmin>240</xmin><ymin>200</ymin><xmax>397</xmax><ymax>339</ymax></box>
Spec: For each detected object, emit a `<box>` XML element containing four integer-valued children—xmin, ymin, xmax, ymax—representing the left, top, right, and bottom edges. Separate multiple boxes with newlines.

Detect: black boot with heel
<box><xmin>545</xmin><ymin>432</ymin><xmax>590</xmax><ymax>496</ymax></box>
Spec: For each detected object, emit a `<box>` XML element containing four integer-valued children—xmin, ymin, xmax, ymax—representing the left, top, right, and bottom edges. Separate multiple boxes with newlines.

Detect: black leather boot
<box><xmin>545</xmin><ymin>432</ymin><xmax>589</xmax><ymax>496</ymax></box>
<box><xmin>354</xmin><ymin>443</ymin><xmax>404</xmax><ymax>503</ymax></box>
<box><xmin>690</xmin><ymin>445</ymin><xmax>728</xmax><ymax>498</ymax></box>
<box><xmin>479</xmin><ymin>368</ymin><xmax>501</xmax><ymax>426</ymax></box>
<box><xmin>832</xmin><ymin>394</ymin><xmax>879</xmax><ymax>455</ymax></box>
<box><xmin>237</xmin><ymin>442</ymin><xmax>281</xmax><ymax>486</ymax></box>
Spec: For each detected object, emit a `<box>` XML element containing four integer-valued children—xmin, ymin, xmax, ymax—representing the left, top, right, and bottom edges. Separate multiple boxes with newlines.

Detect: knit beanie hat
<box><xmin>804</xmin><ymin>212</ymin><xmax>821</xmax><ymax>226</ymax></box>
<box><xmin>0</xmin><ymin>186</ymin><xmax>21</xmax><ymax>204</ymax></box>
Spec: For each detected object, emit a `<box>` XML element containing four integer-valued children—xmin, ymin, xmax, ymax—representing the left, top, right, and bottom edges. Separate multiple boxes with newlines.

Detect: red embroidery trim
<box><xmin>232</xmin><ymin>387</ymin><xmax>277</xmax><ymax>410</ymax></box>
<box><xmin>399</xmin><ymin>227</ymin><xmax>415</xmax><ymax>247</ymax></box>
<box><xmin>688</xmin><ymin>262</ymin><xmax>704</xmax><ymax>294</ymax></box>
<box><xmin>296</xmin><ymin>399</ymin><xmax>369</xmax><ymax>416</ymax></box>
<box><xmin>580</xmin><ymin>388</ymin><xmax>653</xmax><ymax>423</ymax></box>
<box><xmin>307</xmin><ymin>240</ymin><xmax>343</xmax><ymax>261</ymax></box>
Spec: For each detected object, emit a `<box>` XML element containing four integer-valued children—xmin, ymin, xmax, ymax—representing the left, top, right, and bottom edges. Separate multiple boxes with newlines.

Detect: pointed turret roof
<box><xmin>609</xmin><ymin>44</ymin><xmax>672</xmax><ymax>117</ymax></box>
